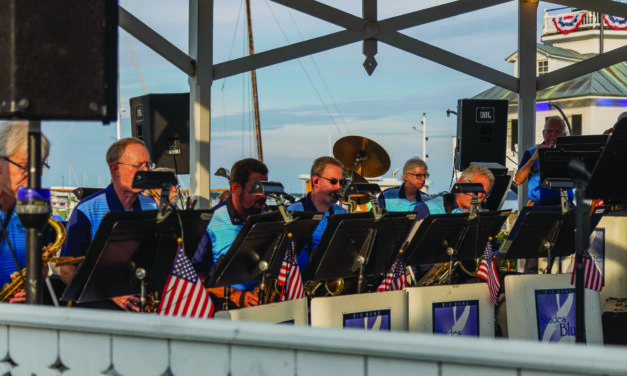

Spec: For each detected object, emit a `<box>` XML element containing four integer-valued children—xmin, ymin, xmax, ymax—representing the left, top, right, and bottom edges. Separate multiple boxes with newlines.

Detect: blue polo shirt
<box><xmin>61</xmin><ymin>184</ymin><xmax>158</xmax><ymax>258</ymax></box>
<box><xmin>519</xmin><ymin>144</ymin><xmax>573</xmax><ymax>206</ymax></box>
<box><xmin>0</xmin><ymin>209</ymin><xmax>26</xmax><ymax>286</ymax></box>
<box><xmin>287</xmin><ymin>193</ymin><xmax>347</xmax><ymax>269</ymax></box>
<box><xmin>378</xmin><ymin>183</ymin><xmax>432</xmax><ymax>212</ymax></box>
<box><xmin>414</xmin><ymin>193</ymin><xmax>463</xmax><ymax>221</ymax></box>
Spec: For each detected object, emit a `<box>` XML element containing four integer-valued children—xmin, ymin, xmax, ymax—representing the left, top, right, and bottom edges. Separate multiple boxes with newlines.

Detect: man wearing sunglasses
<box><xmin>379</xmin><ymin>157</ymin><xmax>432</xmax><ymax>212</ymax></box>
<box><xmin>288</xmin><ymin>156</ymin><xmax>347</xmax><ymax>269</ymax></box>
<box><xmin>0</xmin><ymin>121</ymin><xmax>50</xmax><ymax>299</ymax></box>
<box><xmin>60</xmin><ymin>138</ymin><xmax>158</xmax><ymax>311</ymax></box>
<box><xmin>192</xmin><ymin>158</ymin><xmax>268</xmax><ymax>308</ymax></box>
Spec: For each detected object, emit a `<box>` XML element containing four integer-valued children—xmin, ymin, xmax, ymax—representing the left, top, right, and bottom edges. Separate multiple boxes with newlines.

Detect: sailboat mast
<box><xmin>246</xmin><ymin>0</ymin><xmax>263</xmax><ymax>162</ymax></box>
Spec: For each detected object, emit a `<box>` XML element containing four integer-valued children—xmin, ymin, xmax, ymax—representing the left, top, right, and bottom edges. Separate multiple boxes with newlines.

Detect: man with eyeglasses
<box><xmin>0</xmin><ymin>121</ymin><xmax>50</xmax><ymax>298</ymax></box>
<box><xmin>59</xmin><ymin>138</ymin><xmax>158</xmax><ymax>311</ymax></box>
<box><xmin>379</xmin><ymin>157</ymin><xmax>432</xmax><ymax>212</ymax></box>
<box><xmin>414</xmin><ymin>164</ymin><xmax>494</xmax><ymax>220</ymax></box>
<box><xmin>514</xmin><ymin>116</ymin><xmax>573</xmax><ymax>206</ymax></box>
<box><xmin>287</xmin><ymin>156</ymin><xmax>347</xmax><ymax>269</ymax></box>
<box><xmin>192</xmin><ymin>158</ymin><xmax>268</xmax><ymax>308</ymax></box>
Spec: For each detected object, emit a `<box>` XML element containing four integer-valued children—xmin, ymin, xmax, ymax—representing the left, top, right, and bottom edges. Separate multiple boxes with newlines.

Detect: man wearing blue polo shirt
<box><xmin>414</xmin><ymin>164</ymin><xmax>494</xmax><ymax>220</ymax></box>
<box><xmin>288</xmin><ymin>156</ymin><xmax>347</xmax><ymax>269</ymax></box>
<box><xmin>514</xmin><ymin>116</ymin><xmax>573</xmax><ymax>206</ymax></box>
<box><xmin>192</xmin><ymin>158</ymin><xmax>268</xmax><ymax>308</ymax></box>
<box><xmin>379</xmin><ymin>157</ymin><xmax>432</xmax><ymax>212</ymax></box>
<box><xmin>0</xmin><ymin>121</ymin><xmax>50</xmax><ymax>295</ymax></box>
<box><xmin>59</xmin><ymin>138</ymin><xmax>158</xmax><ymax>311</ymax></box>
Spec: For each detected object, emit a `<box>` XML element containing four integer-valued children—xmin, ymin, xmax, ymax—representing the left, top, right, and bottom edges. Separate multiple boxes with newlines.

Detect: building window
<box><xmin>572</xmin><ymin>114</ymin><xmax>582</xmax><ymax>135</ymax></box>
<box><xmin>538</xmin><ymin>60</ymin><xmax>548</xmax><ymax>75</ymax></box>
<box><xmin>511</xmin><ymin>119</ymin><xmax>518</xmax><ymax>152</ymax></box>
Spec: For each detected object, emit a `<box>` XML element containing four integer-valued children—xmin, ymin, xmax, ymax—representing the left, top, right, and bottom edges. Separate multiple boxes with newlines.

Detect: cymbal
<box><xmin>342</xmin><ymin>168</ymin><xmax>368</xmax><ymax>184</ymax></box>
<box><xmin>333</xmin><ymin>136</ymin><xmax>390</xmax><ymax>178</ymax></box>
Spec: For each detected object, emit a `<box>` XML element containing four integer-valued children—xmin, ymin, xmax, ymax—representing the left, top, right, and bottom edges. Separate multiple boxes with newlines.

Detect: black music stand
<box><xmin>61</xmin><ymin>209</ymin><xmax>211</xmax><ymax>304</ymax></box>
<box><xmin>586</xmin><ymin>118</ymin><xmax>627</xmax><ymax>202</ymax></box>
<box><xmin>539</xmin><ymin>135</ymin><xmax>608</xmax><ymax>189</ymax></box>
<box><xmin>499</xmin><ymin>206</ymin><xmax>574</xmax><ymax>264</ymax></box>
<box><xmin>303</xmin><ymin>212</ymin><xmax>416</xmax><ymax>291</ymax></box>
<box><xmin>207</xmin><ymin>211</ymin><xmax>321</xmax><ymax>289</ymax></box>
<box><xmin>404</xmin><ymin>211</ymin><xmax>510</xmax><ymax>267</ymax></box>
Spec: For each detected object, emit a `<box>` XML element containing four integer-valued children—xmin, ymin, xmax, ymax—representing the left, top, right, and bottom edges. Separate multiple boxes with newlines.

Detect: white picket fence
<box><xmin>0</xmin><ymin>304</ymin><xmax>624</xmax><ymax>376</ymax></box>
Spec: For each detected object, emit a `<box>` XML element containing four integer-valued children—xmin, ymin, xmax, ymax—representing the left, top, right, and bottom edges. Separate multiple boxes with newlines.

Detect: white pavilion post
<box><xmin>517</xmin><ymin>0</ymin><xmax>538</xmax><ymax>209</ymax></box>
<box><xmin>189</xmin><ymin>0</ymin><xmax>213</xmax><ymax>209</ymax></box>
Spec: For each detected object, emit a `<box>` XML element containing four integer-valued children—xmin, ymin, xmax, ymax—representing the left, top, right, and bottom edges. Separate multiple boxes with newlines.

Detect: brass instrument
<box><xmin>304</xmin><ymin>278</ymin><xmax>344</xmax><ymax>298</ymax></box>
<box><xmin>416</xmin><ymin>262</ymin><xmax>457</xmax><ymax>286</ymax></box>
<box><xmin>0</xmin><ymin>217</ymin><xmax>66</xmax><ymax>302</ymax></box>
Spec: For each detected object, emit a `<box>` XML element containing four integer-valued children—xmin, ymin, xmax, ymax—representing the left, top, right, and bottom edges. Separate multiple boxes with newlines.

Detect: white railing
<box><xmin>543</xmin><ymin>10</ymin><xmax>604</xmax><ymax>36</ymax></box>
<box><xmin>0</xmin><ymin>304</ymin><xmax>625</xmax><ymax>376</ymax></box>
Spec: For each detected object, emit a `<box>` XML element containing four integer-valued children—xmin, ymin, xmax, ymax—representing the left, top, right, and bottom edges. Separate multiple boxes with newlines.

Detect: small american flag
<box><xmin>570</xmin><ymin>250</ymin><xmax>603</xmax><ymax>292</ymax></box>
<box><xmin>376</xmin><ymin>253</ymin><xmax>407</xmax><ymax>292</ymax></box>
<box><xmin>278</xmin><ymin>238</ymin><xmax>305</xmax><ymax>301</ymax></box>
<box><xmin>476</xmin><ymin>238</ymin><xmax>500</xmax><ymax>305</ymax></box>
<box><xmin>158</xmin><ymin>243</ymin><xmax>214</xmax><ymax>318</ymax></box>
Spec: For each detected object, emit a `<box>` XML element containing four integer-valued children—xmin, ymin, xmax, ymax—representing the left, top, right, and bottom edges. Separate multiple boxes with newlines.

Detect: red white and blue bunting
<box><xmin>553</xmin><ymin>12</ymin><xmax>586</xmax><ymax>34</ymax></box>
<box><xmin>604</xmin><ymin>14</ymin><xmax>627</xmax><ymax>30</ymax></box>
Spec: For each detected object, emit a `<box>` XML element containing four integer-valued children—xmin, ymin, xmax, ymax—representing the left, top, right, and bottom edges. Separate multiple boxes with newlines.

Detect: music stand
<box><xmin>303</xmin><ymin>212</ymin><xmax>416</xmax><ymax>286</ymax></box>
<box><xmin>61</xmin><ymin>209</ymin><xmax>211</xmax><ymax>303</ymax></box>
<box><xmin>207</xmin><ymin>211</ymin><xmax>322</xmax><ymax>288</ymax></box>
<box><xmin>586</xmin><ymin>118</ymin><xmax>627</xmax><ymax>201</ymax></box>
<box><xmin>404</xmin><ymin>211</ymin><xmax>510</xmax><ymax>267</ymax></box>
<box><xmin>499</xmin><ymin>206</ymin><xmax>575</xmax><ymax>263</ymax></box>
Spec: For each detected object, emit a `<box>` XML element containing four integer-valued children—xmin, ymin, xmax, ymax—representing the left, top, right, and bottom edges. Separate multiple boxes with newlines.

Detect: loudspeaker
<box><xmin>455</xmin><ymin>99</ymin><xmax>508</xmax><ymax>171</ymax></box>
<box><xmin>130</xmin><ymin>93</ymin><xmax>190</xmax><ymax>174</ymax></box>
<box><xmin>0</xmin><ymin>0</ymin><xmax>118</xmax><ymax>122</ymax></box>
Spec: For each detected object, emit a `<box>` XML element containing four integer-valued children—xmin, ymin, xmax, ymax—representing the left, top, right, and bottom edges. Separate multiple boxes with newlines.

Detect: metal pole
<box><xmin>422</xmin><ymin>113</ymin><xmax>427</xmax><ymax>161</ymax></box>
<box><xmin>25</xmin><ymin>121</ymin><xmax>44</xmax><ymax>305</ymax></box>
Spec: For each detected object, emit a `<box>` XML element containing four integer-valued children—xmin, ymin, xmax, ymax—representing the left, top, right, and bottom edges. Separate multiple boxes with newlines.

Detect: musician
<box><xmin>59</xmin><ymin>138</ymin><xmax>158</xmax><ymax>310</ymax></box>
<box><xmin>0</xmin><ymin>121</ymin><xmax>50</xmax><ymax>290</ymax></box>
<box><xmin>514</xmin><ymin>116</ymin><xmax>573</xmax><ymax>206</ymax></box>
<box><xmin>378</xmin><ymin>157</ymin><xmax>432</xmax><ymax>211</ymax></box>
<box><xmin>191</xmin><ymin>158</ymin><xmax>268</xmax><ymax>308</ymax></box>
<box><xmin>287</xmin><ymin>156</ymin><xmax>347</xmax><ymax>268</ymax></box>
<box><xmin>414</xmin><ymin>164</ymin><xmax>494</xmax><ymax>220</ymax></box>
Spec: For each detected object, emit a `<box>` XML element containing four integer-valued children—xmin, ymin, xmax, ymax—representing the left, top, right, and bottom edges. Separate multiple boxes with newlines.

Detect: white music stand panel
<box><xmin>505</xmin><ymin>273</ymin><xmax>602</xmax><ymax>344</ymax></box>
<box><xmin>310</xmin><ymin>290</ymin><xmax>407</xmax><ymax>331</ymax></box>
<box><xmin>215</xmin><ymin>298</ymin><xmax>308</xmax><ymax>325</ymax></box>
<box><xmin>406</xmin><ymin>283</ymin><xmax>494</xmax><ymax>337</ymax></box>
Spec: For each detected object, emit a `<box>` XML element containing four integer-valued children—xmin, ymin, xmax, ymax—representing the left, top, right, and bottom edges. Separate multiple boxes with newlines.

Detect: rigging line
<box><xmin>263</xmin><ymin>0</ymin><xmax>344</xmax><ymax>136</ymax></box>
<box><xmin>284</xmin><ymin>6</ymin><xmax>350</xmax><ymax>135</ymax></box>
<box><xmin>221</xmin><ymin>0</ymin><xmax>246</xmax><ymax>92</ymax></box>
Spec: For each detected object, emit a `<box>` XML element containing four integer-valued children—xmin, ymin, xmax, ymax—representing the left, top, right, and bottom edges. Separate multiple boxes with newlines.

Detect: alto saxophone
<box><xmin>0</xmin><ymin>217</ymin><xmax>67</xmax><ymax>301</ymax></box>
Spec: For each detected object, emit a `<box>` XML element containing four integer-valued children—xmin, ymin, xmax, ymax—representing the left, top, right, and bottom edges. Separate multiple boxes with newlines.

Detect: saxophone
<box><xmin>0</xmin><ymin>217</ymin><xmax>66</xmax><ymax>301</ymax></box>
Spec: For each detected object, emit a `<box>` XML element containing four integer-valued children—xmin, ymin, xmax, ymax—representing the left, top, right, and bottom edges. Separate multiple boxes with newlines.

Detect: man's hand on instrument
<box><xmin>233</xmin><ymin>290</ymin><xmax>258</xmax><ymax>308</ymax></box>
<box><xmin>9</xmin><ymin>290</ymin><xmax>26</xmax><ymax>304</ymax></box>
<box><xmin>112</xmin><ymin>294</ymin><xmax>140</xmax><ymax>312</ymax></box>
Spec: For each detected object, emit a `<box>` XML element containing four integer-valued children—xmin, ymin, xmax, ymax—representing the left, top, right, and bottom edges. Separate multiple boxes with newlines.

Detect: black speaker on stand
<box><xmin>455</xmin><ymin>99</ymin><xmax>508</xmax><ymax>171</ymax></box>
<box><xmin>0</xmin><ymin>0</ymin><xmax>118</xmax><ymax>122</ymax></box>
<box><xmin>130</xmin><ymin>93</ymin><xmax>190</xmax><ymax>174</ymax></box>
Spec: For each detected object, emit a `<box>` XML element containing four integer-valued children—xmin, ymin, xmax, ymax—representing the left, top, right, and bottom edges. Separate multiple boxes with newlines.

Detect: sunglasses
<box><xmin>406</xmin><ymin>172</ymin><xmax>429</xmax><ymax>179</ymax></box>
<box><xmin>317</xmin><ymin>176</ymin><xmax>347</xmax><ymax>186</ymax></box>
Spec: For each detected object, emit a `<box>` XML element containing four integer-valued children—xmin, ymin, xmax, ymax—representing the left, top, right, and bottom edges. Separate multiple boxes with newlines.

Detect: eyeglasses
<box><xmin>316</xmin><ymin>176</ymin><xmax>347</xmax><ymax>186</ymax></box>
<box><xmin>406</xmin><ymin>172</ymin><xmax>429</xmax><ymax>180</ymax></box>
<box><xmin>3</xmin><ymin>157</ymin><xmax>50</xmax><ymax>174</ymax></box>
<box><xmin>117</xmin><ymin>161</ymin><xmax>154</xmax><ymax>171</ymax></box>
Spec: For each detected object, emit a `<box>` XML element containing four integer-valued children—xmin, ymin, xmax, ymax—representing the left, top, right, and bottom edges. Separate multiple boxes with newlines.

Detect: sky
<box><xmin>40</xmin><ymin>0</ymin><xmax>570</xmax><ymax>195</ymax></box>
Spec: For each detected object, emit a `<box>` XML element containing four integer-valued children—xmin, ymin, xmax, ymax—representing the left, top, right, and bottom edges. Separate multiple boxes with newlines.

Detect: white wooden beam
<box><xmin>538</xmin><ymin>45</ymin><xmax>627</xmax><ymax>90</ymax></box>
<box><xmin>546</xmin><ymin>0</ymin><xmax>627</xmax><ymax>18</ymax></box>
<box><xmin>188</xmin><ymin>0</ymin><xmax>213</xmax><ymax>209</ymax></box>
<box><xmin>213</xmin><ymin>31</ymin><xmax>363</xmax><ymax>80</ymax></box>
<box><xmin>119</xmin><ymin>6</ymin><xmax>195</xmax><ymax>77</ymax></box>
<box><xmin>271</xmin><ymin>0</ymin><xmax>365</xmax><ymax>31</ymax></box>
<box><xmin>378</xmin><ymin>0</ymin><xmax>511</xmax><ymax>32</ymax></box>
<box><xmin>517</xmin><ymin>0</ymin><xmax>538</xmax><ymax>208</ymax></box>
<box><xmin>378</xmin><ymin>33</ymin><xmax>519</xmax><ymax>92</ymax></box>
